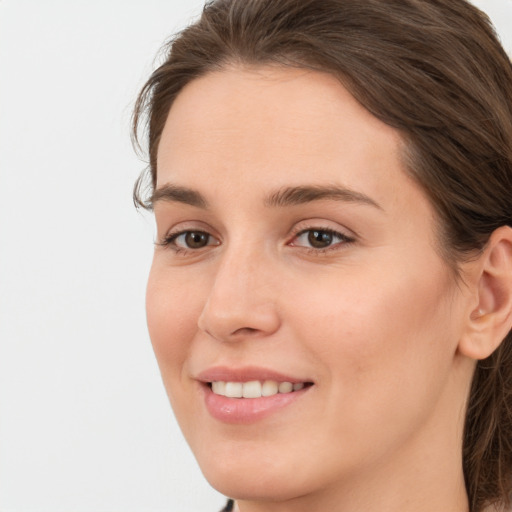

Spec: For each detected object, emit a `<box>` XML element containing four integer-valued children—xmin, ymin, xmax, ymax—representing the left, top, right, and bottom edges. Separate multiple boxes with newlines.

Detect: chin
<box><xmin>204</xmin><ymin>470</ymin><xmax>306</xmax><ymax>503</ymax></box>
<box><xmin>197</xmin><ymin>448</ymin><xmax>315</xmax><ymax>502</ymax></box>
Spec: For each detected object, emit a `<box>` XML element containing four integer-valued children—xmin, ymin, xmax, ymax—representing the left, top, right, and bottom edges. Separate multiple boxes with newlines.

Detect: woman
<box><xmin>132</xmin><ymin>1</ymin><xmax>512</xmax><ymax>511</ymax></box>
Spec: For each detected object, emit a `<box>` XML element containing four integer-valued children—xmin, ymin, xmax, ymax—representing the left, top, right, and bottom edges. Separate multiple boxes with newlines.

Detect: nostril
<box><xmin>232</xmin><ymin>327</ymin><xmax>258</xmax><ymax>336</ymax></box>
<box><xmin>197</xmin><ymin>291</ymin><xmax>281</xmax><ymax>342</ymax></box>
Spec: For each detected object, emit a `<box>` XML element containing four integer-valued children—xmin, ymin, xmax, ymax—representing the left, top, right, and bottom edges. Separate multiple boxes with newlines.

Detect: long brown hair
<box><xmin>132</xmin><ymin>1</ymin><xmax>512</xmax><ymax>510</ymax></box>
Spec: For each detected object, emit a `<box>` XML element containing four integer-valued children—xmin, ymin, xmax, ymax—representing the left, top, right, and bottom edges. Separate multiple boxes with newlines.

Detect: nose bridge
<box><xmin>198</xmin><ymin>239</ymin><xmax>280</xmax><ymax>341</ymax></box>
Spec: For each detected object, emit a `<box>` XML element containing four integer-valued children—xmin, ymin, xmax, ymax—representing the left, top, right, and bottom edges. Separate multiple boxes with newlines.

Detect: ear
<box><xmin>458</xmin><ymin>226</ymin><xmax>512</xmax><ymax>360</ymax></box>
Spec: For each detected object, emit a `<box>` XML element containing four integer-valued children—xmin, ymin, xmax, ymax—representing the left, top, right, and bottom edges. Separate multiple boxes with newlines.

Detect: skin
<box><xmin>147</xmin><ymin>66</ymin><xmax>484</xmax><ymax>512</ymax></box>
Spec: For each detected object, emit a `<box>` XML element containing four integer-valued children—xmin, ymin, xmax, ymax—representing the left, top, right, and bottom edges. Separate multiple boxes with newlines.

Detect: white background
<box><xmin>0</xmin><ymin>1</ymin><xmax>511</xmax><ymax>511</ymax></box>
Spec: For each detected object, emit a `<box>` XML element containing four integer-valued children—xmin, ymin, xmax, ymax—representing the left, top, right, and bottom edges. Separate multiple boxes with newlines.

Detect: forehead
<box><xmin>156</xmin><ymin>66</ymin><xmax>414</xmax><ymax>208</ymax></box>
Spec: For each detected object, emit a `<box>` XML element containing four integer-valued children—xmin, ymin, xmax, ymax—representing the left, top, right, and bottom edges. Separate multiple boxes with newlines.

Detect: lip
<box><xmin>196</xmin><ymin>365</ymin><xmax>310</xmax><ymax>384</ymax></box>
<box><xmin>196</xmin><ymin>366</ymin><xmax>314</xmax><ymax>424</ymax></box>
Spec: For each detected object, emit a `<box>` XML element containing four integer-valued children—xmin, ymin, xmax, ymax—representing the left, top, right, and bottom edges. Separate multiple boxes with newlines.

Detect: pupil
<box><xmin>185</xmin><ymin>231</ymin><xmax>208</xmax><ymax>248</ymax></box>
<box><xmin>308</xmin><ymin>230</ymin><xmax>332</xmax><ymax>248</ymax></box>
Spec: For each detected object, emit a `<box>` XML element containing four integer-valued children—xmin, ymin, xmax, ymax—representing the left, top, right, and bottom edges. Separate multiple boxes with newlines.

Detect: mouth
<box><xmin>208</xmin><ymin>380</ymin><xmax>313</xmax><ymax>398</ymax></box>
<box><xmin>197</xmin><ymin>367</ymin><xmax>315</xmax><ymax>423</ymax></box>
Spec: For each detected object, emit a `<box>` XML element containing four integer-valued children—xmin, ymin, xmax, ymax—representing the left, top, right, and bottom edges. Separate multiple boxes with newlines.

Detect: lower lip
<box><xmin>202</xmin><ymin>385</ymin><xmax>311</xmax><ymax>424</ymax></box>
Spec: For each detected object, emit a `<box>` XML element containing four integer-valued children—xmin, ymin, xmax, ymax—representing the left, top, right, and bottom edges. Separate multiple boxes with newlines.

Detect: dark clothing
<box><xmin>220</xmin><ymin>499</ymin><xmax>235</xmax><ymax>511</ymax></box>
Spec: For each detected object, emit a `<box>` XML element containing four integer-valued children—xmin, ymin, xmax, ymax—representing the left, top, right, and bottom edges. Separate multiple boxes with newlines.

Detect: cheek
<box><xmin>290</xmin><ymin>260</ymin><xmax>459</xmax><ymax>422</ymax></box>
<box><xmin>145</xmin><ymin>263</ymin><xmax>203</xmax><ymax>380</ymax></box>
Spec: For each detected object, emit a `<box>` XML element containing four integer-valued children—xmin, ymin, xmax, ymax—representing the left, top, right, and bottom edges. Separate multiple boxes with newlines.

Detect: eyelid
<box><xmin>172</xmin><ymin>230</ymin><xmax>219</xmax><ymax>245</ymax></box>
<box><xmin>288</xmin><ymin>223</ymin><xmax>356</xmax><ymax>252</ymax></box>
<box><xmin>156</xmin><ymin>221</ymin><xmax>221</xmax><ymax>251</ymax></box>
<box><xmin>155</xmin><ymin>220</ymin><xmax>356</xmax><ymax>254</ymax></box>
<box><xmin>159</xmin><ymin>229</ymin><xmax>220</xmax><ymax>249</ymax></box>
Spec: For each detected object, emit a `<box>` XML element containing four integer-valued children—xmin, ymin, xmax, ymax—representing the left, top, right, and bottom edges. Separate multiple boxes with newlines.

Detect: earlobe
<box><xmin>459</xmin><ymin>226</ymin><xmax>512</xmax><ymax>360</ymax></box>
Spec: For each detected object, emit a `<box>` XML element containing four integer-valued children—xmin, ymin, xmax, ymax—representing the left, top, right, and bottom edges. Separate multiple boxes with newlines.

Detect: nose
<box><xmin>197</xmin><ymin>245</ymin><xmax>281</xmax><ymax>342</ymax></box>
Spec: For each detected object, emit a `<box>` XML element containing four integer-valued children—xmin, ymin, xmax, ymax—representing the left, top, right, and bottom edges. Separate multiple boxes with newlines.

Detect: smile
<box><xmin>197</xmin><ymin>367</ymin><xmax>315</xmax><ymax>423</ymax></box>
<box><xmin>210</xmin><ymin>380</ymin><xmax>309</xmax><ymax>398</ymax></box>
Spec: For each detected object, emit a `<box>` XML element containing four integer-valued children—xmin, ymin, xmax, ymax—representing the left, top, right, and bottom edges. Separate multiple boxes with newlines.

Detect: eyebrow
<box><xmin>151</xmin><ymin>183</ymin><xmax>382</xmax><ymax>210</ymax></box>
<box><xmin>151</xmin><ymin>184</ymin><xmax>209</xmax><ymax>208</ymax></box>
<box><xmin>265</xmin><ymin>185</ymin><xmax>383</xmax><ymax>210</ymax></box>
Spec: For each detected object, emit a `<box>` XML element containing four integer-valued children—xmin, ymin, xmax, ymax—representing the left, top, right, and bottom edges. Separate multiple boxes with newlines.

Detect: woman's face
<box><xmin>147</xmin><ymin>67</ymin><xmax>474</xmax><ymax>504</ymax></box>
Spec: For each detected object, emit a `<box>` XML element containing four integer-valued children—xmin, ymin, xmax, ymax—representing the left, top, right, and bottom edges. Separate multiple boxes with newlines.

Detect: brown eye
<box><xmin>184</xmin><ymin>231</ymin><xmax>210</xmax><ymax>248</ymax></box>
<box><xmin>291</xmin><ymin>228</ymin><xmax>353</xmax><ymax>251</ymax></box>
<box><xmin>164</xmin><ymin>230</ymin><xmax>219</xmax><ymax>250</ymax></box>
<box><xmin>307</xmin><ymin>230</ymin><xmax>334</xmax><ymax>248</ymax></box>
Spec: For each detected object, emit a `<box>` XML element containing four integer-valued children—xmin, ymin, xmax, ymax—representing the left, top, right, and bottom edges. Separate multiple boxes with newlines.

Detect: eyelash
<box><xmin>158</xmin><ymin>230</ymin><xmax>219</xmax><ymax>254</ymax></box>
<box><xmin>290</xmin><ymin>226</ymin><xmax>355</xmax><ymax>254</ymax></box>
<box><xmin>158</xmin><ymin>226</ymin><xmax>355</xmax><ymax>255</ymax></box>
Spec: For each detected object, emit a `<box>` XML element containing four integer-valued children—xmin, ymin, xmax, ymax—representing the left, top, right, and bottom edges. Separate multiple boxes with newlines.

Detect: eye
<box><xmin>163</xmin><ymin>230</ymin><xmax>220</xmax><ymax>250</ymax></box>
<box><xmin>291</xmin><ymin>228</ymin><xmax>353</xmax><ymax>250</ymax></box>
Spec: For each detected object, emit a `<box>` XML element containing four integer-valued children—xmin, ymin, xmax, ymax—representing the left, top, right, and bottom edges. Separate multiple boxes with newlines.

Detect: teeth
<box><xmin>262</xmin><ymin>380</ymin><xmax>278</xmax><ymax>397</ymax></box>
<box><xmin>225</xmin><ymin>382</ymin><xmax>243</xmax><ymax>398</ymax></box>
<box><xmin>242</xmin><ymin>380</ymin><xmax>261</xmax><ymax>398</ymax></box>
<box><xmin>211</xmin><ymin>380</ymin><xmax>307</xmax><ymax>398</ymax></box>
<box><xmin>278</xmin><ymin>382</ymin><xmax>293</xmax><ymax>393</ymax></box>
<box><xmin>211</xmin><ymin>381</ymin><xmax>226</xmax><ymax>395</ymax></box>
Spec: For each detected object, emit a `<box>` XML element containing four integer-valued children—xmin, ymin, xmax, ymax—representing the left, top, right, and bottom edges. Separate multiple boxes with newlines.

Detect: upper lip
<box><xmin>196</xmin><ymin>366</ymin><xmax>312</xmax><ymax>384</ymax></box>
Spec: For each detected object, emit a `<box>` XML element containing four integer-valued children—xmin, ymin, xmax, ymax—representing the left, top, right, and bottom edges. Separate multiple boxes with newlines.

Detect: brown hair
<box><xmin>132</xmin><ymin>1</ymin><xmax>512</xmax><ymax>510</ymax></box>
